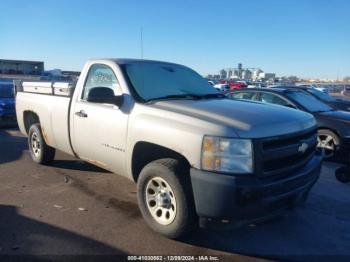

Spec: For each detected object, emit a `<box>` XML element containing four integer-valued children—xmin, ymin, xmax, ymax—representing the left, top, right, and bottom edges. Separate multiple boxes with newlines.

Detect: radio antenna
<box><xmin>140</xmin><ymin>27</ymin><xmax>144</xmax><ymax>59</ymax></box>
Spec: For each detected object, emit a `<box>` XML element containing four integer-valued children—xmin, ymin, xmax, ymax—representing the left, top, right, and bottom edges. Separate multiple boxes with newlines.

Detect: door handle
<box><xmin>75</xmin><ymin>110</ymin><xmax>88</xmax><ymax>118</ymax></box>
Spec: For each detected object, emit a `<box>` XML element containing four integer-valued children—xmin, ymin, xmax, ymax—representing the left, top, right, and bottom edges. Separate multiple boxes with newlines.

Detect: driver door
<box><xmin>72</xmin><ymin>64</ymin><xmax>128</xmax><ymax>175</ymax></box>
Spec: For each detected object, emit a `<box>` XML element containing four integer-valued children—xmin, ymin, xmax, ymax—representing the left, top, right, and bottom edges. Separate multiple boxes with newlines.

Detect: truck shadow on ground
<box><xmin>0</xmin><ymin>129</ymin><xmax>27</xmax><ymax>165</ymax></box>
<box><xmin>0</xmin><ymin>205</ymin><xmax>126</xmax><ymax>258</ymax></box>
<box><xmin>0</xmin><ymin>128</ymin><xmax>109</xmax><ymax>173</ymax></box>
<box><xmin>51</xmin><ymin>160</ymin><xmax>110</xmax><ymax>173</ymax></box>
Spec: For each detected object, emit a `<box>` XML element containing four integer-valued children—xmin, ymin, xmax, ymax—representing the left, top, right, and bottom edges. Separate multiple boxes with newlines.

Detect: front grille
<box><xmin>254</xmin><ymin>128</ymin><xmax>318</xmax><ymax>179</ymax></box>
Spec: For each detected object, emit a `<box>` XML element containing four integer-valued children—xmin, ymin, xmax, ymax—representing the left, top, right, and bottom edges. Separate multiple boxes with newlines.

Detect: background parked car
<box><xmin>207</xmin><ymin>80</ymin><xmax>216</xmax><ymax>86</ymax></box>
<box><xmin>228</xmin><ymin>80</ymin><xmax>248</xmax><ymax>90</ymax></box>
<box><xmin>0</xmin><ymin>81</ymin><xmax>16</xmax><ymax>121</ymax></box>
<box><xmin>247</xmin><ymin>82</ymin><xmax>267</xmax><ymax>88</ymax></box>
<box><xmin>292</xmin><ymin>86</ymin><xmax>350</xmax><ymax>112</ymax></box>
<box><xmin>213</xmin><ymin>82</ymin><xmax>229</xmax><ymax>92</ymax></box>
<box><xmin>227</xmin><ymin>87</ymin><xmax>350</xmax><ymax>163</ymax></box>
<box><xmin>297</xmin><ymin>84</ymin><xmax>329</xmax><ymax>94</ymax></box>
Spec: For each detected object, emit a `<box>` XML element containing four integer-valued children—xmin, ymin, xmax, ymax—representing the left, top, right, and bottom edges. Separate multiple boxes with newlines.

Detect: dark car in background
<box><xmin>292</xmin><ymin>86</ymin><xmax>350</xmax><ymax>112</ymax></box>
<box><xmin>0</xmin><ymin>81</ymin><xmax>16</xmax><ymax>122</ymax></box>
<box><xmin>227</xmin><ymin>87</ymin><xmax>350</xmax><ymax>163</ymax></box>
<box><xmin>342</xmin><ymin>85</ymin><xmax>350</xmax><ymax>97</ymax></box>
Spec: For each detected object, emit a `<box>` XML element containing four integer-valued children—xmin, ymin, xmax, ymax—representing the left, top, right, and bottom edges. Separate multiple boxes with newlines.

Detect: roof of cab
<box><xmin>88</xmin><ymin>58</ymin><xmax>182</xmax><ymax>66</ymax></box>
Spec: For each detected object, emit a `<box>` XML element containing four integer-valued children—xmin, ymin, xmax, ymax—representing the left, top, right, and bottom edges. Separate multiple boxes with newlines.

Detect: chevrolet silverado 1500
<box><xmin>15</xmin><ymin>59</ymin><xmax>322</xmax><ymax>238</ymax></box>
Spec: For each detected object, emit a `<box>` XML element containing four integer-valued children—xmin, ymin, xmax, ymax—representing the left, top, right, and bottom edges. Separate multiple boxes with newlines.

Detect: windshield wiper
<box><xmin>196</xmin><ymin>93</ymin><xmax>226</xmax><ymax>99</ymax></box>
<box><xmin>146</xmin><ymin>94</ymin><xmax>202</xmax><ymax>102</ymax></box>
<box><xmin>313</xmin><ymin>109</ymin><xmax>333</xmax><ymax>113</ymax></box>
<box><xmin>146</xmin><ymin>93</ymin><xmax>225</xmax><ymax>102</ymax></box>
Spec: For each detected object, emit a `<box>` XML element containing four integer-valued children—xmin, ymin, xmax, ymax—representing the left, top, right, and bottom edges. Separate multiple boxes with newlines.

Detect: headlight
<box><xmin>201</xmin><ymin>136</ymin><xmax>253</xmax><ymax>174</ymax></box>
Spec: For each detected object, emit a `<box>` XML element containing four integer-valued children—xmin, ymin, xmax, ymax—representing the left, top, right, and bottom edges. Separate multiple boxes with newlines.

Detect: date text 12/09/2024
<box><xmin>127</xmin><ymin>255</ymin><xmax>220</xmax><ymax>261</ymax></box>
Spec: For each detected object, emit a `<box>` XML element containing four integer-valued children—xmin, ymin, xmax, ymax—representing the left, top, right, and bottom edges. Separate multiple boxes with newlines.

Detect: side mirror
<box><xmin>87</xmin><ymin>87</ymin><xmax>124</xmax><ymax>107</ymax></box>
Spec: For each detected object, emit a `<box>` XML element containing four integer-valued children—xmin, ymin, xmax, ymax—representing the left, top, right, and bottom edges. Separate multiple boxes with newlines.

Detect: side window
<box><xmin>82</xmin><ymin>64</ymin><xmax>121</xmax><ymax>100</ymax></box>
<box><xmin>230</xmin><ymin>92</ymin><xmax>256</xmax><ymax>101</ymax></box>
<box><xmin>260</xmin><ymin>92</ymin><xmax>292</xmax><ymax>107</ymax></box>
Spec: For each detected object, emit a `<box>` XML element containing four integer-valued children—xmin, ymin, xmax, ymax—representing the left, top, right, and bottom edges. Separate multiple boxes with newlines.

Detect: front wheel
<box><xmin>28</xmin><ymin>124</ymin><xmax>56</xmax><ymax>164</ymax></box>
<box><xmin>137</xmin><ymin>159</ymin><xmax>198</xmax><ymax>239</ymax></box>
<box><xmin>317</xmin><ymin>129</ymin><xmax>339</xmax><ymax>159</ymax></box>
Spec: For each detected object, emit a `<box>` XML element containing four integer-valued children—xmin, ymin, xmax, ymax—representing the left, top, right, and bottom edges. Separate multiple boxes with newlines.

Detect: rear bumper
<box><xmin>190</xmin><ymin>154</ymin><xmax>322</xmax><ymax>220</ymax></box>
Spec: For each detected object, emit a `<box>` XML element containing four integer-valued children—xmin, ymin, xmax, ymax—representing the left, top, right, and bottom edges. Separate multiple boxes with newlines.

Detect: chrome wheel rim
<box><xmin>317</xmin><ymin>134</ymin><xmax>336</xmax><ymax>158</ymax></box>
<box><xmin>30</xmin><ymin>132</ymin><xmax>41</xmax><ymax>157</ymax></box>
<box><xmin>145</xmin><ymin>177</ymin><xmax>177</xmax><ymax>225</ymax></box>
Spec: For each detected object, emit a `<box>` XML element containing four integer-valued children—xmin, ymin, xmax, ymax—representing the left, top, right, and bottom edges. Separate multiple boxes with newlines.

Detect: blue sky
<box><xmin>1</xmin><ymin>0</ymin><xmax>349</xmax><ymax>78</ymax></box>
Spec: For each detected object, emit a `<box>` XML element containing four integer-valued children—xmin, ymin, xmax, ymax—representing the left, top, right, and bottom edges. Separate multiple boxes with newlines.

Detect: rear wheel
<box><xmin>137</xmin><ymin>158</ymin><xmax>198</xmax><ymax>239</ymax></box>
<box><xmin>28</xmin><ymin>124</ymin><xmax>55</xmax><ymax>164</ymax></box>
<box><xmin>317</xmin><ymin>129</ymin><xmax>339</xmax><ymax>159</ymax></box>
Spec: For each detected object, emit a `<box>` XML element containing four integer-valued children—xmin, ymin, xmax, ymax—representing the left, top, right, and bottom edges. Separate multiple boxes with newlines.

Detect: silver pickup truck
<box><xmin>15</xmin><ymin>59</ymin><xmax>322</xmax><ymax>238</ymax></box>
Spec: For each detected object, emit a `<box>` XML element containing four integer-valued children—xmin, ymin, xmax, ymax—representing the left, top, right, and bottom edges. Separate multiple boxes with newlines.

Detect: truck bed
<box><xmin>15</xmin><ymin>80</ymin><xmax>75</xmax><ymax>156</ymax></box>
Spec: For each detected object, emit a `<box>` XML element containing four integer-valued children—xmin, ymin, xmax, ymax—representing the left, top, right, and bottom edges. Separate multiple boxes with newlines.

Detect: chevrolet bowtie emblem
<box><xmin>298</xmin><ymin>142</ymin><xmax>308</xmax><ymax>153</ymax></box>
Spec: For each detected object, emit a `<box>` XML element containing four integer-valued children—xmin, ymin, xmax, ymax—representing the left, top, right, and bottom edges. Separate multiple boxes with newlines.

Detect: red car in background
<box><xmin>229</xmin><ymin>81</ymin><xmax>248</xmax><ymax>89</ymax></box>
<box><xmin>219</xmin><ymin>80</ymin><xmax>247</xmax><ymax>90</ymax></box>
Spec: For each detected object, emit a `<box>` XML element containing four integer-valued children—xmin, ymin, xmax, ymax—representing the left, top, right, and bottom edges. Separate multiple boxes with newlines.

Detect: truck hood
<box><xmin>0</xmin><ymin>98</ymin><xmax>15</xmax><ymax>109</ymax></box>
<box><xmin>152</xmin><ymin>99</ymin><xmax>316</xmax><ymax>138</ymax></box>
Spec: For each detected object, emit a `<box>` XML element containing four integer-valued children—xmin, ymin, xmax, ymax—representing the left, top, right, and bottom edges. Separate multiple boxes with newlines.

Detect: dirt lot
<box><xmin>0</xmin><ymin>128</ymin><xmax>350</xmax><ymax>261</ymax></box>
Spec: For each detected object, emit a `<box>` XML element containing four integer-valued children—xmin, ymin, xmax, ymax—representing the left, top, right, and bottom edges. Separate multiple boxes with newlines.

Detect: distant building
<box><xmin>62</xmin><ymin>71</ymin><xmax>80</xmax><ymax>81</ymax></box>
<box><xmin>214</xmin><ymin>65</ymin><xmax>276</xmax><ymax>81</ymax></box>
<box><xmin>238</xmin><ymin>63</ymin><xmax>243</xmax><ymax>78</ymax></box>
<box><xmin>242</xmin><ymin>69</ymin><xmax>252</xmax><ymax>80</ymax></box>
<box><xmin>258</xmin><ymin>72</ymin><xmax>276</xmax><ymax>81</ymax></box>
<box><xmin>265</xmin><ymin>73</ymin><xmax>276</xmax><ymax>81</ymax></box>
<box><xmin>233</xmin><ymin>69</ymin><xmax>240</xmax><ymax>78</ymax></box>
<box><xmin>252</xmin><ymin>69</ymin><xmax>263</xmax><ymax>81</ymax></box>
<box><xmin>220</xmin><ymin>69</ymin><xmax>228</xmax><ymax>79</ymax></box>
<box><xmin>0</xmin><ymin>59</ymin><xmax>44</xmax><ymax>75</ymax></box>
<box><xmin>228</xmin><ymin>69</ymin><xmax>233</xmax><ymax>79</ymax></box>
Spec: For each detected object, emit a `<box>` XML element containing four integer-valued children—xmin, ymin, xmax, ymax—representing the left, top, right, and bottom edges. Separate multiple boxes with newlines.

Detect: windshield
<box><xmin>286</xmin><ymin>90</ymin><xmax>333</xmax><ymax>112</ymax></box>
<box><xmin>0</xmin><ymin>84</ymin><xmax>14</xmax><ymax>98</ymax></box>
<box><xmin>125</xmin><ymin>62</ymin><xmax>219</xmax><ymax>101</ymax></box>
<box><xmin>306</xmin><ymin>88</ymin><xmax>336</xmax><ymax>102</ymax></box>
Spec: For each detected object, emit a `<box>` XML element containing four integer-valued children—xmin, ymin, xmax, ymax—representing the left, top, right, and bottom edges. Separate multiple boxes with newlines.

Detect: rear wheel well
<box><xmin>131</xmin><ymin>142</ymin><xmax>190</xmax><ymax>182</ymax></box>
<box><xmin>23</xmin><ymin>111</ymin><xmax>40</xmax><ymax>134</ymax></box>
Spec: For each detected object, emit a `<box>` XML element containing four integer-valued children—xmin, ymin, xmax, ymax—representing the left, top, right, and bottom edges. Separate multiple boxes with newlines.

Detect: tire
<box><xmin>317</xmin><ymin>129</ymin><xmax>339</xmax><ymax>159</ymax></box>
<box><xmin>137</xmin><ymin>158</ymin><xmax>198</xmax><ymax>239</ymax></box>
<box><xmin>28</xmin><ymin>124</ymin><xmax>56</xmax><ymax>164</ymax></box>
<box><xmin>335</xmin><ymin>166</ymin><xmax>350</xmax><ymax>183</ymax></box>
